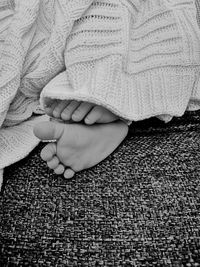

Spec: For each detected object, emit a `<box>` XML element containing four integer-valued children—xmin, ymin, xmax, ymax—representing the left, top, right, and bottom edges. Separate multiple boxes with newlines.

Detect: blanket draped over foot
<box><xmin>0</xmin><ymin>0</ymin><xmax>200</xmax><ymax>188</ymax></box>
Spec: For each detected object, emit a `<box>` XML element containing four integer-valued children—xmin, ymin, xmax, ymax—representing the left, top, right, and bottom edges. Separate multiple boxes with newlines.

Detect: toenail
<box><xmin>72</xmin><ymin>113</ymin><xmax>79</xmax><ymax>120</ymax></box>
<box><xmin>61</xmin><ymin>110</ymin><xmax>68</xmax><ymax>116</ymax></box>
<box><xmin>61</xmin><ymin>112</ymin><xmax>70</xmax><ymax>120</ymax></box>
<box><xmin>63</xmin><ymin>107</ymin><xmax>70</xmax><ymax>112</ymax></box>
<box><xmin>85</xmin><ymin>118</ymin><xmax>91</xmax><ymax>124</ymax></box>
<box><xmin>61</xmin><ymin>114</ymin><xmax>69</xmax><ymax>120</ymax></box>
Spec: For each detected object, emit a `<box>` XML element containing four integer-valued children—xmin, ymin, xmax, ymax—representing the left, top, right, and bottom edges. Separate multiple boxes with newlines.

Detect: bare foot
<box><xmin>45</xmin><ymin>99</ymin><xmax>118</xmax><ymax>125</ymax></box>
<box><xmin>33</xmin><ymin>120</ymin><xmax>128</xmax><ymax>178</ymax></box>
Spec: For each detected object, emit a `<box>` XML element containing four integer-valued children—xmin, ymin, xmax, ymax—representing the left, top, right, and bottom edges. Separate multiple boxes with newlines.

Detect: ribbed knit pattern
<box><xmin>41</xmin><ymin>0</ymin><xmax>200</xmax><ymax>122</ymax></box>
<box><xmin>0</xmin><ymin>0</ymin><xmax>200</xmax><ymax>189</ymax></box>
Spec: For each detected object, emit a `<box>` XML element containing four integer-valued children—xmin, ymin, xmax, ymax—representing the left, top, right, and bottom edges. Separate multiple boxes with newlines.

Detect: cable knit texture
<box><xmin>0</xmin><ymin>0</ymin><xmax>200</xmax><ymax>188</ymax></box>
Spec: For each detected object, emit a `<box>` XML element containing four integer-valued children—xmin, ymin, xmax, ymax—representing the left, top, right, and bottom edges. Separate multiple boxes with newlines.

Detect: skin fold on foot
<box><xmin>33</xmin><ymin>120</ymin><xmax>128</xmax><ymax>179</ymax></box>
<box><xmin>44</xmin><ymin>99</ymin><xmax>118</xmax><ymax>125</ymax></box>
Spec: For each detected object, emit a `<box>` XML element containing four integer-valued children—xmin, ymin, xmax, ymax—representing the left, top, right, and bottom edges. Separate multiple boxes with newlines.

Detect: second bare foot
<box><xmin>45</xmin><ymin>99</ymin><xmax>118</xmax><ymax>124</ymax></box>
<box><xmin>33</xmin><ymin>120</ymin><xmax>128</xmax><ymax>178</ymax></box>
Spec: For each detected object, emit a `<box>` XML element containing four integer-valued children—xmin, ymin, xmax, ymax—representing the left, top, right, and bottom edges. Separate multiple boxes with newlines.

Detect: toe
<box><xmin>52</xmin><ymin>100</ymin><xmax>70</xmax><ymax>118</ymax></box>
<box><xmin>54</xmin><ymin>164</ymin><xmax>65</xmax><ymax>175</ymax></box>
<box><xmin>61</xmin><ymin>100</ymin><xmax>80</xmax><ymax>120</ymax></box>
<box><xmin>41</xmin><ymin>143</ymin><xmax>57</xmax><ymax>161</ymax></box>
<box><xmin>47</xmin><ymin>156</ymin><xmax>60</xmax><ymax>169</ymax></box>
<box><xmin>44</xmin><ymin>98</ymin><xmax>54</xmax><ymax>108</ymax></box>
<box><xmin>45</xmin><ymin>101</ymin><xmax>58</xmax><ymax>117</ymax></box>
<box><xmin>85</xmin><ymin>106</ymin><xmax>102</xmax><ymax>125</ymax></box>
<box><xmin>64</xmin><ymin>168</ymin><xmax>75</xmax><ymax>179</ymax></box>
<box><xmin>72</xmin><ymin>102</ymin><xmax>94</xmax><ymax>122</ymax></box>
<box><xmin>33</xmin><ymin>121</ymin><xmax>64</xmax><ymax>141</ymax></box>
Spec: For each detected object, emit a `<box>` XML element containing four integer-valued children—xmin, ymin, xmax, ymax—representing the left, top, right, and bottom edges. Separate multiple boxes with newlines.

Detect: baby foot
<box><xmin>45</xmin><ymin>99</ymin><xmax>118</xmax><ymax>125</ymax></box>
<box><xmin>33</xmin><ymin>120</ymin><xmax>128</xmax><ymax>178</ymax></box>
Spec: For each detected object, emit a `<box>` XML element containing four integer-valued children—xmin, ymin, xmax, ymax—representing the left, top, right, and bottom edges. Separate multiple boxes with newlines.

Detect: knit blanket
<box><xmin>1</xmin><ymin>0</ymin><xmax>200</xmax><ymax>188</ymax></box>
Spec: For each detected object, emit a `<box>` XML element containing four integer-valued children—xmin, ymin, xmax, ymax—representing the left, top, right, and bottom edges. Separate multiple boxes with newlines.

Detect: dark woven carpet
<box><xmin>0</xmin><ymin>111</ymin><xmax>200</xmax><ymax>266</ymax></box>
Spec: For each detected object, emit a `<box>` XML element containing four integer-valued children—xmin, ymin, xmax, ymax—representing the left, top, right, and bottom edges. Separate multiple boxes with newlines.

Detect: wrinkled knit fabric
<box><xmin>0</xmin><ymin>0</ymin><xmax>200</xmax><ymax>187</ymax></box>
<box><xmin>41</xmin><ymin>0</ymin><xmax>200</xmax><ymax>122</ymax></box>
<box><xmin>0</xmin><ymin>0</ymin><xmax>94</xmax><ymax>186</ymax></box>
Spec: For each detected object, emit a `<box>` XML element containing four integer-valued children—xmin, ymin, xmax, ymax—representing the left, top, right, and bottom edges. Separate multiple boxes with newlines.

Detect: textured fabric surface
<box><xmin>1</xmin><ymin>110</ymin><xmax>200</xmax><ymax>266</ymax></box>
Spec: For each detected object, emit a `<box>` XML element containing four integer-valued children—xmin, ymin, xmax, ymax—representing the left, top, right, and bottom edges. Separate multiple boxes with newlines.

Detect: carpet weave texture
<box><xmin>0</xmin><ymin>111</ymin><xmax>200</xmax><ymax>266</ymax></box>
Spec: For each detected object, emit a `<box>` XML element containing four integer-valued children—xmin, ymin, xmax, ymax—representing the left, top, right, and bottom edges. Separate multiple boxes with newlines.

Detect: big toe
<box><xmin>33</xmin><ymin>121</ymin><xmax>64</xmax><ymax>141</ymax></box>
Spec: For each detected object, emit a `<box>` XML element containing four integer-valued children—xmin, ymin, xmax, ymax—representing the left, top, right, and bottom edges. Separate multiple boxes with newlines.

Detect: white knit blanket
<box><xmin>1</xmin><ymin>0</ymin><xmax>200</xmax><ymax>188</ymax></box>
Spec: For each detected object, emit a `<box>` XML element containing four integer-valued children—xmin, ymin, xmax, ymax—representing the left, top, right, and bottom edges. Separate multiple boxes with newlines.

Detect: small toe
<box><xmin>47</xmin><ymin>156</ymin><xmax>60</xmax><ymax>169</ymax></box>
<box><xmin>64</xmin><ymin>168</ymin><xmax>75</xmax><ymax>179</ymax></box>
<box><xmin>72</xmin><ymin>102</ymin><xmax>94</xmax><ymax>122</ymax></box>
<box><xmin>41</xmin><ymin>143</ymin><xmax>57</xmax><ymax>161</ymax></box>
<box><xmin>45</xmin><ymin>101</ymin><xmax>58</xmax><ymax>117</ymax></box>
<box><xmin>54</xmin><ymin>164</ymin><xmax>65</xmax><ymax>175</ymax></box>
<box><xmin>61</xmin><ymin>100</ymin><xmax>80</xmax><ymax>120</ymax></box>
<box><xmin>85</xmin><ymin>106</ymin><xmax>102</xmax><ymax>125</ymax></box>
<box><xmin>52</xmin><ymin>100</ymin><xmax>70</xmax><ymax>118</ymax></box>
